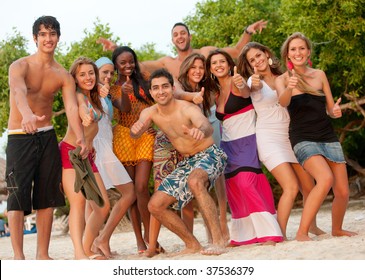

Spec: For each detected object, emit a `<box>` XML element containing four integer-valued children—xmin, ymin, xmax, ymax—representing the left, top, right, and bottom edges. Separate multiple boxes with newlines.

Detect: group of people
<box><xmin>5</xmin><ymin>15</ymin><xmax>356</xmax><ymax>260</ymax></box>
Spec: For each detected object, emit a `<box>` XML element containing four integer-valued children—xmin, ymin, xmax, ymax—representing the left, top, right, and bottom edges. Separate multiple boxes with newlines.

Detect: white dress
<box><xmin>248</xmin><ymin>79</ymin><xmax>298</xmax><ymax>171</ymax></box>
<box><xmin>93</xmin><ymin>97</ymin><xmax>132</xmax><ymax>189</ymax></box>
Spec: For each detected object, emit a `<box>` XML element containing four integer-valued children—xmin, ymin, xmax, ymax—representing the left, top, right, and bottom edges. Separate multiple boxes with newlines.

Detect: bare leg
<box><xmin>296</xmin><ymin>156</ymin><xmax>333</xmax><ymax>241</ymax></box>
<box><xmin>7</xmin><ymin>210</ymin><xmax>25</xmax><ymax>260</ymax></box>
<box><xmin>271</xmin><ymin>163</ymin><xmax>299</xmax><ymax>239</ymax></box>
<box><xmin>125</xmin><ymin>165</ymin><xmax>146</xmax><ymax>253</ymax></box>
<box><xmin>144</xmin><ymin>215</ymin><xmax>162</xmax><ymax>258</ymax></box>
<box><xmin>35</xmin><ymin>208</ymin><xmax>54</xmax><ymax>260</ymax></box>
<box><xmin>293</xmin><ymin>163</ymin><xmax>326</xmax><ymax>236</ymax></box>
<box><xmin>134</xmin><ymin>161</ymin><xmax>153</xmax><ymax>247</ymax></box>
<box><xmin>214</xmin><ymin>174</ymin><xmax>229</xmax><ymax>243</ymax></box>
<box><xmin>329</xmin><ymin>162</ymin><xmax>357</xmax><ymax>237</ymax></box>
<box><xmin>188</xmin><ymin>169</ymin><xmax>226</xmax><ymax>255</ymax></box>
<box><xmin>181</xmin><ymin>201</ymin><xmax>194</xmax><ymax>233</ymax></box>
<box><xmin>148</xmin><ymin>192</ymin><xmax>202</xmax><ymax>254</ymax></box>
<box><xmin>63</xmin><ymin>169</ymin><xmax>88</xmax><ymax>259</ymax></box>
<box><xmin>83</xmin><ymin>173</ymin><xmax>110</xmax><ymax>257</ymax></box>
<box><xmin>93</xmin><ymin>182</ymin><xmax>136</xmax><ymax>258</ymax></box>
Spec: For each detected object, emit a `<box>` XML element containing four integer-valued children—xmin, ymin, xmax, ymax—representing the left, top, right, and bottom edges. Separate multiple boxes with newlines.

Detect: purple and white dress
<box><xmin>216</xmin><ymin>91</ymin><xmax>283</xmax><ymax>245</ymax></box>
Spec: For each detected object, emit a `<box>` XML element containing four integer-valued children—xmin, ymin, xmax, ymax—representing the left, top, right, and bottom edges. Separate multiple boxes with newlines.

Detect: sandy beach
<box><xmin>1</xmin><ymin>199</ymin><xmax>364</xmax><ymax>261</ymax></box>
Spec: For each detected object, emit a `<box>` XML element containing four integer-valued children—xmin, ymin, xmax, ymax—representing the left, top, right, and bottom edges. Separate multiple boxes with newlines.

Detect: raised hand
<box><xmin>96</xmin><ymin>37</ymin><xmax>118</xmax><ymax>52</ymax></box>
<box><xmin>232</xmin><ymin>66</ymin><xmax>246</xmax><ymax>90</ymax></box>
<box><xmin>21</xmin><ymin>113</ymin><xmax>46</xmax><ymax>134</ymax></box>
<box><xmin>251</xmin><ymin>66</ymin><xmax>261</xmax><ymax>89</ymax></box>
<box><xmin>332</xmin><ymin>97</ymin><xmax>342</xmax><ymax>118</ymax></box>
<box><xmin>192</xmin><ymin>87</ymin><xmax>204</xmax><ymax>105</ymax></box>
<box><xmin>246</xmin><ymin>19</ymin><xmax>268</xmax><ymax>34</ymax></box>
<box><xmin>122</xmin><ymin>75</ymin><xmax>133</xmax><ymax>95</ymax></box>
<box><xmin>182</xmin><ymin>124</ymin><xmax>205</xmax><ymax>140</ymax></box>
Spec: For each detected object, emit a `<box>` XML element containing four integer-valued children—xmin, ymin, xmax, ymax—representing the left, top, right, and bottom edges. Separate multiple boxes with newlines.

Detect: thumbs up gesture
<box><xmin>98</xmin><ymin>77</ymin><xmax>110</xmax><ymax>98</ymax></box>
<box><xmin>232</xmin><ymin>66</ymin><xmax>246</xmax><ymax>90</ymax></box>
<box><xmin>122</xmin><ymin>75</ymin><xmax>133</xmax><ymax>94</ymax></box>
<box><xmin>21</xmin><ymin>113</ymin><xmax>46</xmax><ymax>134</ymax></box>
<box><xmin>81</xmin><ymin>107</ymin><xmax>95</xmax><ymax>127</ymax></box>
<box><xmin>192</xmin><ymin>87</ymin><xmax>204</xmax><ymax>105</ymax></box>
<box><xmin>251</xmin><ymin>67</ymin><xmax>262</xmax><ymax>89</ymax></box>
<box><xmin>287</xmin><ymin>69</ymin><xmax>298</xmax><ymax>90</ymax></box>
<box><xmin>182</xmin><ymin>124</ymin><xmax>205</xmax><ymax>140</ymax></box>
<box><xmin>332</xmin><ymin>97</ymin><xmax>342</xmax><ymax>118</ymax></box>
<box><xmin>131</xmin><ymin>115</ymin><xmax>152</xmax><ymax>138</ymax></box>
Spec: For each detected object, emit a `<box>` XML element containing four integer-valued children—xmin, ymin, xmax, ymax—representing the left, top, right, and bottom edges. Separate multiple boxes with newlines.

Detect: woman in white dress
<box><xmin>90</xmin><ymin>57</ymin><xmax>136</xmax><ymax>258</ymax></box>
<box><xmin>237</xmin><ymin>43</ymin><xmax>303</xmax><ymax>238</ymax></box>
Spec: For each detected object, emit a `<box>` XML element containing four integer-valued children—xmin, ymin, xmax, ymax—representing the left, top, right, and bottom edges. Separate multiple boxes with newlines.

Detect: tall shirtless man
<box><xmin>98</xmin><ymin>19</ymin><xmax>267</xmax><ymax>80</ymax></box>
<box><xmin>131</xmin><ymin>69</ymin><xmax>227</xmax><ymax>255</ymax></box>
<box><xmin>6</xmin><ymin>15</ymin><xmax>87</xmax><ymax>260</ymax></box>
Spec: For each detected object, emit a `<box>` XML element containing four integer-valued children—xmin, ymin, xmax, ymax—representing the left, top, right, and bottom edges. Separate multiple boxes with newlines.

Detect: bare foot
<box><xmin>309</xmin><ymin>226</ymin><xmax>326</xmax><ymax>236</ymax></box>
<box><xmin>88</xmin><ymin>253</ymin><xmax>107</xmax><ymax>260</ymax></box>
<box><xmin>168</xmin><ymin>245</ymin><xmax>202</xmax><ymax>257</ymax></box>
<box><xmin>295</xmin><ymin>232</ymin><xmax>312</xmax><ymax>241</ymax></box>
<box><xmin>332</xmin><ymin>229</ymin><xmax>358</xmax><ymax>237</ymax></box>
<box><xmin>36</xmin><ymin>255</ymin><xmax>53</xmax><ymax>260</ymax></box>
<box><xmin>201</xmin><ymin>245</ymin><xmax>227</xmax><ymax>256</ymax></box>
<box><xmin>92</xmin><ymin>239</ymin><xmax>113</xmax><ymax>259</ymax></box>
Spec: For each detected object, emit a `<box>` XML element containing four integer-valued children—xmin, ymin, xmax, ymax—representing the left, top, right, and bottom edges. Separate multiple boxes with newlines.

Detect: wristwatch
<box><xmin>245</xmin><ymin>27</ymin><xmax>253</xmax><ymax>35</ymax></box>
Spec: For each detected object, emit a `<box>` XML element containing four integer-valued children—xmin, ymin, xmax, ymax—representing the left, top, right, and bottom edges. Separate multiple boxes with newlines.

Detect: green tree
<box><xmin>185</xmin><ymin>0</ymin><xmax>283</xmax><ymax>57</ymax></box>
<box><xmin>0</xmin><ymin>29</ymin><xmax>29</xmax><ymax>135</ymax></box>
<box><xmin>277</xmin><ymin>0</ymin><xmax>365</xmax><ymax>171</ymax></box>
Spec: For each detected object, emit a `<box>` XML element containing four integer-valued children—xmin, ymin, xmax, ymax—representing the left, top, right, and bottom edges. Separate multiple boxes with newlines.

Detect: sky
<box><xmin>0</xmin><ymin>0</ymin><xmax>201</xmax><ymax>56</ymax></box>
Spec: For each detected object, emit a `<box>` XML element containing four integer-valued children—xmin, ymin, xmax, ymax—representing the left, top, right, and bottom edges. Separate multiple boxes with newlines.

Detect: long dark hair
<box><xmin>178</xmin><ymin>53</ymin><xmax>211</xmax><ymax>117</ymax></box>
<box><xmin>238</xmin><ymin>42</ymin><xmax>282</xmax><ymax>80</ymax></box>
<box><xmin>69</xmin><ymin>57</ymin><xmax>103</xmax><ymax>113</ymax></box>
<box><xmin>112</xmin><ymin>46</ymin><xmax>153</xmax><ymax>104</ymax></box>
<box><xmin>205</xmin><ymin>49</ymin><xmax>236</xmax><ymax>95</ymax></box>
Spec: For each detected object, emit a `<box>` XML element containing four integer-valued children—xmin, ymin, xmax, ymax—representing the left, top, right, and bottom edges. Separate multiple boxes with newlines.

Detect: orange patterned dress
<box><xmin>110</xmin><ymin>85</ymin><xmax>155</xmax><ymax>166</ymax></box>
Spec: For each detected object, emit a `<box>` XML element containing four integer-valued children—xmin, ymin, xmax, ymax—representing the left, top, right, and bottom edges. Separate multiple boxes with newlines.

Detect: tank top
<box><xmin>288</xmin><ymin>93</ymin><xmax>338</xmax><ymax>147</ymax></box>
<box><xmin>216</xmin><ymin>91</ymin><xmax>253</xmax><ymax>121</ymax></box>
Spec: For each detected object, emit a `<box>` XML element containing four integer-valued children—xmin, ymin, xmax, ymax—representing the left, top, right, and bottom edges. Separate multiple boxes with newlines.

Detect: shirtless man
<box><xmin>97</xmin><ymin>19</ymin><xmax>267</xmax><ymax>83</ymax></box>
<box><xmin>130</xmin><ymin>68</ymin><xmax>227</xmax><ymax>255</ymax></box>
<box><xmin>6</xmin><ymin>15</ymin><xmax>87</xmax><ymax>260</ymax></box>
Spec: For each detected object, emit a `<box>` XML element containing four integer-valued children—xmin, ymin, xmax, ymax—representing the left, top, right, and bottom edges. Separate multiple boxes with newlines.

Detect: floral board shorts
<box><xmin>157</xmin><ymin>144</ymin><xmax>227</xmax><ymax>210</ymax></box>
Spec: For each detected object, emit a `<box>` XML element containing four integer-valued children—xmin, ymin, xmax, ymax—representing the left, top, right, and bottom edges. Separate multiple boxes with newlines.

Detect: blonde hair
<box><xmin>281</xmin><ymin>32</ymin><xmax>324</xmax><ymax>97</ymax></box>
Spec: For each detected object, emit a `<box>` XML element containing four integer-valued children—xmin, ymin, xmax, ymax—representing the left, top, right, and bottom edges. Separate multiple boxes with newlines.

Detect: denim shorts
<box><xmin>293</xmin><ymin>141</ymin><xmax>346</xmax><ymax>166</ymax></box>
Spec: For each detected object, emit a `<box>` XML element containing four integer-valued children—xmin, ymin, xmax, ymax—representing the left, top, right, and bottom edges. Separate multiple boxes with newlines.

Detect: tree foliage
<box><xmin>185</xmin><ymin>0</ymin><xmax>365</xmax><ymax>172</ymax></box>
<box><xmin>0</xmin><ymin>29</ymin><xmax>29</xmax><ymax>133</ymax></box>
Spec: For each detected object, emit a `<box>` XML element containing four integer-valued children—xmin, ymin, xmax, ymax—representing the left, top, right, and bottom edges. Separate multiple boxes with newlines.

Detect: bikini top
<box><xmin>79</xmin><ymin>93</ymin><xmax>103</xmax><ymax>122</ymax></box>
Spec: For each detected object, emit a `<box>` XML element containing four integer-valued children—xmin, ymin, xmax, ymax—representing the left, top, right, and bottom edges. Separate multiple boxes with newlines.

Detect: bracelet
<box><xmin>244</xmin><ymin>26</ymin><xmax>253</xmax><ymax>35</ymax></box>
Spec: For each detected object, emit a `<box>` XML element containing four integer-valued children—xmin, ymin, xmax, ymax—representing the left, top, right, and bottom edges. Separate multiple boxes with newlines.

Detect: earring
<box><xmin>307</xmin><ymin>58</ymin><xmax>313</xmax><ymax>67</ymax></box>
<box><xmin>268</xmin><ymin>58</ymin><xmax>273</xmax><ymax>66</ymax></box>
<box><xmin>210</xmin><ymin>73</ymin><xmax>216</xmax><ymax>80</ymax></box>
<box><xmin>287</xmin><ymin>60</ymin><xmax>294</xmax><ymax>71</ymax></box>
